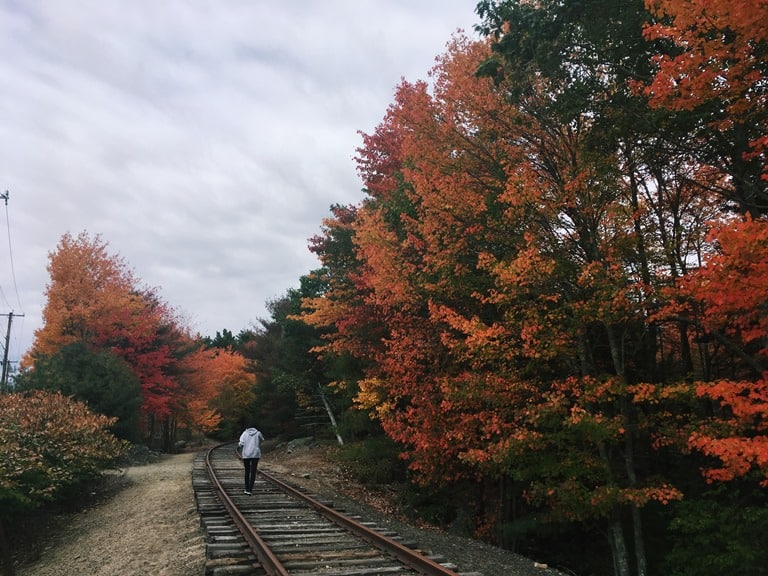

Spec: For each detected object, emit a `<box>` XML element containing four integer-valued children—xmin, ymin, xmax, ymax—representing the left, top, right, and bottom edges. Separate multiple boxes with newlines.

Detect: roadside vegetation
<box><xmin>0</xmin><ymin>391</ymin><xmax>123</xmax><ymax>575</ymax></box>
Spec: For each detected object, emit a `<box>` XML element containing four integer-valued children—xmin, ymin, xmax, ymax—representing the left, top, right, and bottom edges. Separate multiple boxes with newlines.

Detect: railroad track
<box><xmin>193</xmin><ymin>443</ymin><xmax>482</xmax><ymax>576</ymax></box>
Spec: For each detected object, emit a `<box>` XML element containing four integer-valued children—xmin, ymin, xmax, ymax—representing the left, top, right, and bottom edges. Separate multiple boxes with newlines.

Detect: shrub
<box><xmin>0</xmin><ymin>390</ymin><xmax>124</xmax><ymax>516</ymax></box>
<box><xmin>663</xmin><ymin>486</ymin><xmax>768</xmax><ymax>576</ymax></box>
<box><xmin>333</xmin><ymin>437</ymin><xmax>405</xmax><ymax>486</ymax></box>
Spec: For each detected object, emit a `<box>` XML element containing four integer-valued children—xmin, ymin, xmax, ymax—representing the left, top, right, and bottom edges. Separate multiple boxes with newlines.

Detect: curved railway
<box><xmin>194</xmin><ymin>443</ymin><xmax>482</xmax><ymax>576</ymax></box>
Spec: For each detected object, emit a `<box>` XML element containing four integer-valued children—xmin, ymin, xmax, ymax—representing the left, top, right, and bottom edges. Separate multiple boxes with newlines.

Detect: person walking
<box><xmin>236</xmin><ymin>425</ymin><xmax>265</xmax><ymax>495</ymax></box>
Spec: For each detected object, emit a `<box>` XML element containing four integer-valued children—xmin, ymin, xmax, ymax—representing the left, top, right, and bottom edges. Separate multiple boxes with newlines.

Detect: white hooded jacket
<box><xmin>238</xmin><ymin>427</ymin><xmax>265</xmax><ymax>459</ymax></box>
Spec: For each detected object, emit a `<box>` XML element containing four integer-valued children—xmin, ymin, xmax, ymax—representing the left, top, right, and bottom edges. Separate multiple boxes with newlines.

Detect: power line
<box><xmin>2</xmin><ymin>191</ymin><xmax>24</xmax><ymax>313</ymax></box>
<box><xmin>0</xmin><ymin>192</ymin><xmax>9</xmax><ymax>310</ymax></box>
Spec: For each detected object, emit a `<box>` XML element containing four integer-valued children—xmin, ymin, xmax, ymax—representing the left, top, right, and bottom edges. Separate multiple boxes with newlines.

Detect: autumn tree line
<box><xmin>0</xmin><ymin>228</ymin><xmax>333</xmax><ymax>573</ymax></box>
<box><xmin>298</xmin><ymin>1</ymin><xmax>767</xmax><ymax>575</ymax></box>
<box><xmin>1</xmin><ymin>1</ymin><xmax>766</xmax><ymax>575</ymax></box>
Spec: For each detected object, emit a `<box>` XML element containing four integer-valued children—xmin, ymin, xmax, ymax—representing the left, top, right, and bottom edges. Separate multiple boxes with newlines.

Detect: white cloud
<box><xmin>0</xmin><ymin>0</ymin><xmax>480</xmax><ymax>366</ymax></box>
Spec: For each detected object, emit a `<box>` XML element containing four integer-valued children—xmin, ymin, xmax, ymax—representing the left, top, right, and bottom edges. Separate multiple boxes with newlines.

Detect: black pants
<box><xmin>243</xmin><ymin>458</ymin><xmax>259</xmax><ymax>492</ymax></box>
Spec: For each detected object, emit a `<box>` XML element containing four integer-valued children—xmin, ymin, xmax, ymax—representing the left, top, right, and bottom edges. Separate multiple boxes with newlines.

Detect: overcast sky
<box><xmin>0</xmin><ymin>1</ymin><xmax>481</xmax><ymax>367</ymax></box>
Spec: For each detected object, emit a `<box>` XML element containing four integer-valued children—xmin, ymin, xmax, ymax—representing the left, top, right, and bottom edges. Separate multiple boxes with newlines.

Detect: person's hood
<box><xmin>245</xmin><ymin>428</ymin><xmax>259</xmax><ymax>435</ymax></box>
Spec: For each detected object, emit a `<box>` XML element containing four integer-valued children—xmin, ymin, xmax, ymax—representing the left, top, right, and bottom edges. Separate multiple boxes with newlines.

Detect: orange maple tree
<box><xmin>301</xmin><ymin>3</ymin><xmax>768</xmax><ymax>574</ymax></box>
<box><xmin>25</xmin><ymin>231</ymin><xmax>137</xmax><ymax>358</ymax></box>
<box><xmin>24</xmin><ymin>232</ymin><xmax>182</xmax><ymax>427</ymax></box>
<box><xmin>634</xmin><ymin>0</ymin><xmax>768</xmax><ymax>490</ymax></box>
<box><xmin>641</xmin><ymin>0</ymin><xmax>768</xmax><ymax>215</ymax></box>
<box><xmin>176</xmin><ymin>346</ymin><xmax>256</xmax><ymax>434</ymax></box>
<box><xmin>22</xmin><ymin>231</ymin><xmax>257</xmax><ymax>445</ymax></box>
<box><xmin>305</xmin><ymin>36</ymin><xmax>688</xmax><ymax>544</ymax></box>
<box><xmin>657</xmin><ymin>216</ymin><xmax>768</xmax><ymax>485</ymax></box>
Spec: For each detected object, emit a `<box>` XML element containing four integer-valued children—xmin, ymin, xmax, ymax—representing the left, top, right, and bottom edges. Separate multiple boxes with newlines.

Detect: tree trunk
<box><xmin>499</xmin><ymin>474</ymin><xmax>517</xmax><ymax>551</ymax></box>
<box><xmin>628</xmin><ymin>165</ymin><xmax>658</xmax><ymax>382</ymax></box>
<box><xmin>605</xmin><ymin>324</ymin><xmax>624</xmax><ymax>378</ymax></box>
<box><xmin>622</xmin><ymin>399</ymin><xmax>647</xmax><ymax>576</ymax></box>
<box><xmin>607</xmin><ymin>325</ymin><xmax>648</xmax><ymax>575</ymax></box>
<box><xmin>631</xmin><ymin>505</ymin><xmax>647</xmax><ymax>576</ymax></box>
<box><xmin>577</xmin><ymin>327</ymin><xmax>592</xmax><ymax>376</ymax></box>
<box><xmin>318</xmin><ymin>384</ymin><xmax>344</xmax><ymax>445</ymax></box>
<box><xmin>609</xmin><ymin>514</ymin><xmax>632</xmax><ymax>576</ymax></box>
<box><xmin>161</xmin><ymin>418</ymin><xmax>177</xmax><ymax>452</ymax></box>
<box><xmin>146</xmin><ymin>414</ymin><xmax>156</xmax><ymax>447</ymax></box>
<box><xmin>679</xmin><ymin>322</ymin><xmax>694</xmax><ymax>374</ymax></box>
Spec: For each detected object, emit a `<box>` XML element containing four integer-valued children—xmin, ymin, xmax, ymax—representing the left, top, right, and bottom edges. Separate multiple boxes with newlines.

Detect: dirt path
<box><xmin>17</xmin><ymin>452</ymin><xmax>205</xmax><ymax>576</ymax></box>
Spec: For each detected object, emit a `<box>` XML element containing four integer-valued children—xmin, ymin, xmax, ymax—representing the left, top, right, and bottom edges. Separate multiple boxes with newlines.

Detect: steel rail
<box><xmin>204</xmin><ymin>446</ymin><xmax>290</xmax><ymax>576</ymax></box>
<box><xmin>259</xmin><ymin>467</ymin><xmax>461</xmax><ymax>575</ymax></box>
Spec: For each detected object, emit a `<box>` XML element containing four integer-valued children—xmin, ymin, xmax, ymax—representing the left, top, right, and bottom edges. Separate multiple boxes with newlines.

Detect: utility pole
<box><xmin>0</xmin><ymin>311</ymin><xmax>23</xmax><ymax>390</ymax></box>
<box><xmin>1</xmin><ymin>192</ymin><xmax>14</xmax><ymax>389</ymax></box>
<box><xmin>0</xmin><ymin>191</ymin><xmax>23</xmax><ymax>391</ymax></box>
<box><xmin>1</xmin><ymin>311</ymin><xmax>14</xmax><ymax>390</ymax></box>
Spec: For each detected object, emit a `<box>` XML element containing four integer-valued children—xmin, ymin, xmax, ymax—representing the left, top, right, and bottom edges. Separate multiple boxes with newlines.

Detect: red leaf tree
<box><xmin>24</xmin><ymin>232</ymin><xmax>191</xmax><ymax>446</ymax></box>
<box><xmin>641</xmin><ymin>0</ymin><xmax>768</xmax><ymax>215</ymax></box>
